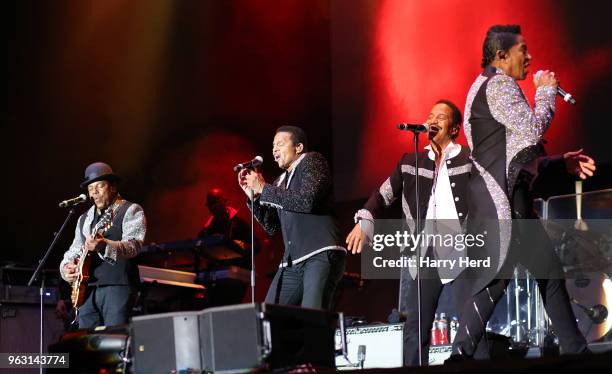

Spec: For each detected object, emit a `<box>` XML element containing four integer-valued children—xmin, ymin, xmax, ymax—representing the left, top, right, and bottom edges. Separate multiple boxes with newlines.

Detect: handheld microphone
<box><xmin>233</xmin><ymin>156</ymin><xmax>263</xmax><ymax>172</ymax></box>
<box><xmin>535</xmin><ymin>70</ymin><xmax>576</xmax><ymax>105</ymax></box>
<box><xmin>59</xmin><ymin>194</ymin><xmax>87</xmax><ymax>208</ymax></box>
<box><xmin>397</xmin><ymin>123</ymin><xmax>430</xmax><ymax>132</ymax></box>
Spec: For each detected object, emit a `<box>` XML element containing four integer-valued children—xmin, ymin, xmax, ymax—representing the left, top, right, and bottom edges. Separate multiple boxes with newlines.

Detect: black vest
<box><xmin>84</xmin><ymin>202</ymin><xmax>140</xmax><ymax>287</ymax></box>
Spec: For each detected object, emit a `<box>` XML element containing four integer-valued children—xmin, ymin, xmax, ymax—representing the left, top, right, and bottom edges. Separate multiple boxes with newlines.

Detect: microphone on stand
<box><xmin>535</xmin><ymin>70</ymin><xmax>576</xmax><ymax>105</ymax></box>
<box><xmin>58</xmin><ymin>194</ymin><xmax>87</xmax><ymax>208</ymax></box>
<box><xmin>233</xmin><ymin>156</ymin><xmax>263</xmax><ymax>172</ymax></box>
<box><xmin>397</xmin><ymin>123</ymin><xmax>430</xmax><ymax>132</ymax></box>
<box><xmin>234</xmin><ymin>155</ymin><xmax>264</xmax><ymax>304</ymax></box>
<box><xmin>571</xmin><ymin>298</ymin><xmax>608</xmax><ymax>324</ymax></box>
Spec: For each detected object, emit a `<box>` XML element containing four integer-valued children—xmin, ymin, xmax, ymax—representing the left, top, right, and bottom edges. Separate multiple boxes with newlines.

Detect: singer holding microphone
<box><xmin>59</xmin><ymin>162</ymin><xmax>146</xmax><ymax>328</ymax></box>
<box><xmin>449</xmin><ymin>24</ymin><xmax>594</xmax><ymax>360</ymax></box>
<box><xmin>238</xmin><ymin>125</ymin><xmax>346</xmax><ymax>309</ymax></box>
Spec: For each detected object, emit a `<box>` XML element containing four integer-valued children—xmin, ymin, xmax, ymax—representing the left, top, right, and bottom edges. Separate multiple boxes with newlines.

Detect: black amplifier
<box><xmin>130</xmin><ymin>303</ymin><xmax>338</xmax><ymax>373</ymax></box>
<box><xmin>200</xmin><ymin>303</ymin><xmax>337</xmax><ymax>372</ymax></box>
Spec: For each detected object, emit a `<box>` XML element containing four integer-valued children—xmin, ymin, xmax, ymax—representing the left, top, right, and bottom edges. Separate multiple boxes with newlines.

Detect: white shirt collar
<box><xmin>425</xmin><ymin>141</ymin><xmax>461</xmax><ymax>161</ymax></box>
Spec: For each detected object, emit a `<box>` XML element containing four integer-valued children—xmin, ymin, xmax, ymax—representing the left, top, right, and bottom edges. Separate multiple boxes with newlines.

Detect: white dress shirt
<box><xmin>424</xmin><ymin>141</ymin><xmax>462</xmax><ymax>283</ymax></box>
<box><xmin>425</xmin><ymin>141</ymin><xmax>461</xmax><ymax>220</ymax></box>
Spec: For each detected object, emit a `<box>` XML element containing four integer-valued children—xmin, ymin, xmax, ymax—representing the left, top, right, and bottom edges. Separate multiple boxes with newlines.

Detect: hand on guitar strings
<box><xmin>62</xmin><ymin>262</ymin><xmax>79</xmax><ymax>282</ymax></box>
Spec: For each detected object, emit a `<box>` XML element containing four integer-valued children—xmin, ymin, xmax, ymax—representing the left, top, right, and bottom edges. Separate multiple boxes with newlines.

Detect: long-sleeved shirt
<box><xmin>248</xmin><ymin>152</ymin><xmax>345</xmax><ymax>267</ymax></box>
<box><xmin>59</xmin><ymin>198</ymin><xmax>146</xmax><ymax>286</ymax></box>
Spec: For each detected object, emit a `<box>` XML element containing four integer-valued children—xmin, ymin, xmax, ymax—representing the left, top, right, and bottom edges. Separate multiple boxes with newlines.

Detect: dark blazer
<box><xmin>360</xmin><ymin>145</ymin><xmax>472</xmax><ymax>232</ymax></box>
<box><xmin>249</xmin><ymin>152</ymin><xmax>344</xmax><ymax>266</ymax></box>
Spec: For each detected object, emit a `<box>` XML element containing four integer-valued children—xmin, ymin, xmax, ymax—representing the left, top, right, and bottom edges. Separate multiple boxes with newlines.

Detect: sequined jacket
<box><xmin>59</xmin><ymin>199</ymin><xmax>147</xmax><ymax>286</ymax></box>
<box><xmin>463</xmin><ymin>65</ymin><xmax>557</xmax><ymax>291</ymax></box>
<box><xmin>355</xmin><ymin>145</ymin><xmax>472</xmax><ymax>232</ymax></box>
<box><xmin>354</xmin><ymin>146</ymin><xmax>471</xmax><ymax>303</ymax></box>
<box><xmin>248</xmin><ymin>152</ymin><xmax>345</xmax><ymax>267</ymax></box>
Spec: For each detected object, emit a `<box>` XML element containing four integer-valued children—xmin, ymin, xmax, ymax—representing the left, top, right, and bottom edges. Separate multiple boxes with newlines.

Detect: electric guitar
<box><xmin>70</xmin><ymin>208</ymin><xmax>115</xmax><ymax>323</ymax></box>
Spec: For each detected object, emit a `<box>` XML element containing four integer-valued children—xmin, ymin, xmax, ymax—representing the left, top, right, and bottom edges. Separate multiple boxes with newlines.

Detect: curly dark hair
<box><xmin>481</xmin><ymin>25</ymin><xmax>522</xmax><ymax>68</ymax></box>
<box><xmin>276</xmin><ymin>125</ymin><xmax>308</xmax><ymax>152</ymax></box>
<box><xmin>435</xmin><ymin>99</ymin><xmax>462</xmax><ymax>139</ymax></box>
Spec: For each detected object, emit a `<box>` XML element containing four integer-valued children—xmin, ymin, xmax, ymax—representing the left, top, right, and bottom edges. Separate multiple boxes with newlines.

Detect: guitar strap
<box><xmin>77</xmin><ymin>198</ymin><xmax>124</xmax><ymax>244</ymax></box>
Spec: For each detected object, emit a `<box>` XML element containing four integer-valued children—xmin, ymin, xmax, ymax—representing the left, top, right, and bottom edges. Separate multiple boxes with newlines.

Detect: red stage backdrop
<box><xmin>6</xmin><ymin>1</ymin><xmax>610</xmax><ymax>287</ymax></box>
<box><xmin>333</xmin><ymin>0</ymin><xmax>611</xmax><ymax>200</ymax></box>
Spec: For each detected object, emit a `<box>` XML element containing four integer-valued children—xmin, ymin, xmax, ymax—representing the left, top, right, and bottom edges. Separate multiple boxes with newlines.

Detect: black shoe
<box><xmin>579</xmin><ymin>347</ymin><xmax>593</xmax><ymax>355</ymax></box>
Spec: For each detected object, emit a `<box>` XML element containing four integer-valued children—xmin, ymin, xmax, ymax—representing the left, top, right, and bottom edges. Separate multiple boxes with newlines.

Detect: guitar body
<box><xmin>71</xmin><ymin>251</ymin><xmax>92</xmax><ymax>308</ymax></box>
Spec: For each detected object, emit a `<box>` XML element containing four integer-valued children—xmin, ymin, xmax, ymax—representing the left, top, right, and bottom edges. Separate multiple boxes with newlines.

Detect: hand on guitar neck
<box><xmin>84</xmin><ymin>233</ymin><xmax>107</xmax><ymax>253</ymax></box>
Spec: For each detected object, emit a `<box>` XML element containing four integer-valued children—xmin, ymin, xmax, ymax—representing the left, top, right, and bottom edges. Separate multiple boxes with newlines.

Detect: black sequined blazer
<box><xmin>249</xmin><ymin>152</ymin><xmax>345</xmax><ymax>267</ymax></box>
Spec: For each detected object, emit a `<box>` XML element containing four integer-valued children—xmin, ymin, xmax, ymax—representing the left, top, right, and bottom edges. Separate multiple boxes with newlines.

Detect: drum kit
<box><xmin>487</xmin><ymin>268</ymin><xmax>611</xmax><ymax>347</ymax></box>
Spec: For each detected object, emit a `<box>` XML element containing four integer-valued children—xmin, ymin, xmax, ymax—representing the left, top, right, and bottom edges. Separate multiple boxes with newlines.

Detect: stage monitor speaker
<box><xmin>131</xmin><ymin>311</ymin><xmax>202</xmax><ymax>374</ymax></box>
<box><xmin>48</xmin><ymin>325</ymin><xmax>129</xmax><ymax>374</ymax></box>
<box><xmin>199</xmin><ymin>303</ymin><xmax>261</xmax><ymax>373</ymax></box>
<box><xmin>199</xmin><ymin>303</ymin><xmax>337</xmax><ymax>372</ymax></box>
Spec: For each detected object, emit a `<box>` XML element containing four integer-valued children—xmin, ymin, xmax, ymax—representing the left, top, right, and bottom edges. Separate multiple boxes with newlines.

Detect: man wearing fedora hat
<box><xmin>59</xmin><ymin>162</ymin><xmax>146</xmax><ymax>328</ymax></box>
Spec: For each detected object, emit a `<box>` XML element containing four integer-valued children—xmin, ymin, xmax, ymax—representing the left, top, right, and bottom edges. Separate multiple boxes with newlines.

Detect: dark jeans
<box><xmin>265</xmin><ymin>250</ymin><xmax>346</xmax><ymax>309</ymax></box>
<box><xmin>78</xmin><ymin>285</ymin><xmax>133</xmax><ymax>329</ymax></box>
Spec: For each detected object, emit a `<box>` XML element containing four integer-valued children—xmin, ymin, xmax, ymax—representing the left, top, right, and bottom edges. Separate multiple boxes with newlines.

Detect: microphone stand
<box><xmin>28</xmin><ymin>207</ymin><xmax>77</xmax><ymax>374</ymax></box>
<box><xmin>402</xmin><ymin>129</ymin><xmax>426</xmax><ymax>366</ymax></box>
<box><xmin>413</xmin><ymin>130</ymin><xmax>423</xmax><ymax>366</ymax></box>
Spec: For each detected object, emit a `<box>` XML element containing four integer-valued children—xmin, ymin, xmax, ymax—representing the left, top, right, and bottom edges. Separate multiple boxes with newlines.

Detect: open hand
<box><xmin>564</xmin><ymin>149</ymin><xmax>596</xmax><ymax>180</ymax></box>
<box><xmin>346</xmin><ymin>223</ymin><xmax>366</xmax><ymax>254</ymax></box>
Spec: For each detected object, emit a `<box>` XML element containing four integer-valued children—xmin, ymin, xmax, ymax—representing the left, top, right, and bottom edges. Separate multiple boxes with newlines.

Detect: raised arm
<box><xmin>259</xmin><ymin>152</ymin><xmax>332</xmax><ymax>214</ymax></box>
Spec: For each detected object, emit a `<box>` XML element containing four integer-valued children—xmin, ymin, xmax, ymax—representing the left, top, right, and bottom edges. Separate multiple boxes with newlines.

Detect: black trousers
<box><xmin>452</xmin><ymin>275</ymin><xmax>587</xmax><ymax>356</ymax></box>
<box><xmin>452</xmin><ymin>182</ymin><xmax>588</xmax><ymax>357</ymax></box>
<box><xmin>78</xmin><ymin>285</ymin><xmax>133</xmax><ymax>329</ymax></box>
<box><xmin>403</xmin><ymin>269</ymin><xmax>444</xmax><ymax>366</ymax></box>
<box><xmin>403</xmin><ymin>255</ymin><xmax>468</xmax><ymax>366</ymax></box>
<box><xmin>265</xmin><ymin>250</ymin><xmax>346</xmax><ymax>309</ymax></box>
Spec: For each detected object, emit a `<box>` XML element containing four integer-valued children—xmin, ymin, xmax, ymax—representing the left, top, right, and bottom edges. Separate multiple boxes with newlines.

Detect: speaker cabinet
<box><xmin>199</xmin><ymin>303</ymin><xmax>337</xmax><ymax>372</ymax></box>
<box><xmin>131</xmin><ymin>311</ymin><xmax>202</xmax><ymax>374</ymax></box>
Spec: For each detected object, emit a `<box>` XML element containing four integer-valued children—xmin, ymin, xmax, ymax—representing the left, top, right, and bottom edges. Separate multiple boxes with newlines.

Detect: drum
<box><xmin>565</xmin><ymin>272</ymin><xmax>612</xmax><ymax>343</ymax></box>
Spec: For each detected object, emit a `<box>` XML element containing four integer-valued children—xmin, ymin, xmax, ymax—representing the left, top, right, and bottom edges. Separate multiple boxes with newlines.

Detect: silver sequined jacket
<box><xmin>463</xmin><ymin>65</ymin><xmax>557</xmax><ymax>290</ymax></box>
<box><xmin>59</xmin><ymin>201</ymin><xmax>147</xmax><ymax>282</ymax></box>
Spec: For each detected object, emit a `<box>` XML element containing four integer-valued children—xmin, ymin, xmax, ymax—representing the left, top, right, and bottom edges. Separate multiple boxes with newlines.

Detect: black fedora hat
<box><xmin>80</xmin><ymin>162</ymin><xmax>121</xmax><ymax>189</ymax></box>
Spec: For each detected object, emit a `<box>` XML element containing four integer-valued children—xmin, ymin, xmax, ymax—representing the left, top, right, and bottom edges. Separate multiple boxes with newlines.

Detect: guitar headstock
<box><xmin>94</xmin><ymin>208</ymin><xmax>115</xmax><ymax>235</ymax></box>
